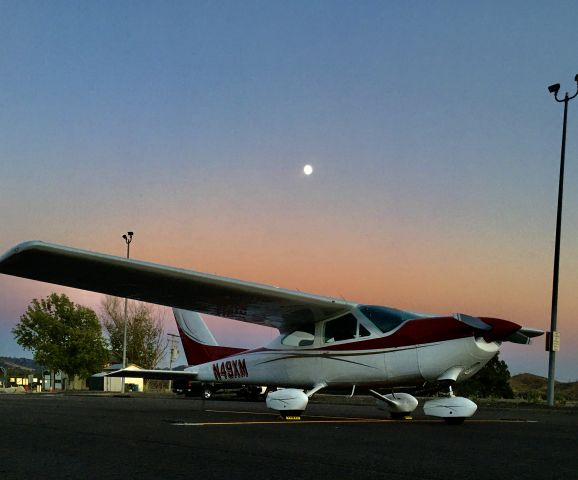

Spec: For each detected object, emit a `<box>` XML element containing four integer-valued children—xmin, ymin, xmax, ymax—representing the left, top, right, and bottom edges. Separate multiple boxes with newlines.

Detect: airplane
<box><xmin>0</xmin><ymin>240</ymin><xmax>543</xmax><ymax>424</ymax></box>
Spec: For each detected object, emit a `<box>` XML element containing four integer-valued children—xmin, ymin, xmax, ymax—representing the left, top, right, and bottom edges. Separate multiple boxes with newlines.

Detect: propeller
<box><xmin>506</xmin><ymin>327</ymin><xmax>544</xmax><ymax>345</ymax></box>
<box><xmin>454</xmin><ymin>313</ymin><xmax>544</xmax><ymax>344</ymax></box>
<box><xmin>454</xmin><ymin>313</ymin><xmax>492</xmax><ymax>331</ymax></box>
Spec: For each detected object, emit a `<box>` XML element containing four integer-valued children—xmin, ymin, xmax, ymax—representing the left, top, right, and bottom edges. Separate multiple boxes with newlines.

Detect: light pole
<box><xmin>546</xmin><ymin>76</ymin><xmax>578</xmax><ymax>406</ymax></box>
<box><xmin>121</xmin><ymin>231</ymin><xmax>134</xmax><ymax>374</ymax></box>
<box><xmin>167</xmin><ymin>332</ymin><xmax>180</xmax><ymax>393</ymax></box>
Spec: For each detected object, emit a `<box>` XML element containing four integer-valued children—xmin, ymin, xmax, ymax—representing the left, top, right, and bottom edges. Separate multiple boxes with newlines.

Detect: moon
<box><xmin>303</xmin><ymin>164</ymin><xmax>313</xmax><ymax>175</ymax></box>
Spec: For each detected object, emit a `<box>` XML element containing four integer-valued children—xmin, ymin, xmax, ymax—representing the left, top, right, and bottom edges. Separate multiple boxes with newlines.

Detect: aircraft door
<box><xmin>279</xmin><ymin>324</ymin><xmax>320</xmax><ymax>386</ymax></box>
<box><xmin>384</xmin><ymin>345</ymin><xmax>420</xmax><ymax>384</ymax></box>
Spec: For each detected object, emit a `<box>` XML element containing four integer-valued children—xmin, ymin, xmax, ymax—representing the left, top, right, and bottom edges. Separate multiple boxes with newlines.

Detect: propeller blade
<box><xmin>454</xmin><ymin>313</ymin><xmax>492</xmax><ymax>331</ymax></box>
<box><xmin>506</xmin><ymin>327</ymin><xmax>543</xmax><ymax>344</ymax></box>
<box><xmin>506</xmin><ymin>331</ymin><xmax>531</xmax><ymax>344</ymax></box>
<box><xmin>518</xmin><ymin>327</ymin><xmax>544</xmax><ymax>338</ymax></box>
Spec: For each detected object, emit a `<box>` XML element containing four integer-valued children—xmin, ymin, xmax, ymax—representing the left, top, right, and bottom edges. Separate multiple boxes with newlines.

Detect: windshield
<box><xmin>358</xmin><ymin>305</ymin><xmax>419</xmax><ymax>333</ymax></box>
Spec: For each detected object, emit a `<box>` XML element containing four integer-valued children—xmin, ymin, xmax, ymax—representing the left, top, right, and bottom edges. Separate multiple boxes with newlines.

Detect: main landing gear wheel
<box><xmin>201</xmin><ymin>386</ymin><xmax>212</xmax><ymax>400</ymax></box>
<box><xmin>368</xmin><ymin>390</ymin><xmax>418</xmax><ymax>420</ymax></box>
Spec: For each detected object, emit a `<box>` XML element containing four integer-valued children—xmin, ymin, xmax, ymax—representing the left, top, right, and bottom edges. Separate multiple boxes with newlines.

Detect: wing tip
<box><xmin>0</xmin><ymin>240</ymin><xmax>45</xmax><ymax>266</ymax></box>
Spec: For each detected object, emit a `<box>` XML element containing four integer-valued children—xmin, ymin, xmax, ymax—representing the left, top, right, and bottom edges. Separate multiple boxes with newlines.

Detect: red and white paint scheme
<box><xmin>0</xmin><ymin>241</ymin><xmax>543</xmax><ymax>423</ymax></box>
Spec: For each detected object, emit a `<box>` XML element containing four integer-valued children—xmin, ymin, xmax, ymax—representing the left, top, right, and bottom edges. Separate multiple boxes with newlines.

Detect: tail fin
<box><xmin>173</xmin><ymin>308</ymin><xmax>246</xmax><ymax>365</ymax></box>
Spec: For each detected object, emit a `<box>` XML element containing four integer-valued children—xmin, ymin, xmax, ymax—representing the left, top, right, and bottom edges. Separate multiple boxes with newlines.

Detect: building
<box><xmin>88</xmin><ymin>364</ymin><xmax>144</xmax><ymax>392</ymax></box>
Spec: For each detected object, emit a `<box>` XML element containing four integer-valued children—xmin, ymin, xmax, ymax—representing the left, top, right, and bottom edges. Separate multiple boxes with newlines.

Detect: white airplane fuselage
<box><xmin>195</xmin><ymin>335</ymin><xmax>498</xmax><ymax>388</ymax></box>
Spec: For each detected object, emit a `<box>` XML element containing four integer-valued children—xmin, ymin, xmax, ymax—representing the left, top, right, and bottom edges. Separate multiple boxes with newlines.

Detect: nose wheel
<box><xmin>423</xmin><ymin>386</ymin><xmax>477</xmax><ymax>425</ymax></box>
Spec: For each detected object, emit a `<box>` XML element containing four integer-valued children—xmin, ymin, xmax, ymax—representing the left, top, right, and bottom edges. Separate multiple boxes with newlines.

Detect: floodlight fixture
<box><xmin>548</xmin><ymin>83</ymin><xmax>560</xmax><ymax>94</ymax></box>
<box><xmin>122</xmin><ymin>231</ymin><xmax>134</xmax><ymax>244</ymax></box>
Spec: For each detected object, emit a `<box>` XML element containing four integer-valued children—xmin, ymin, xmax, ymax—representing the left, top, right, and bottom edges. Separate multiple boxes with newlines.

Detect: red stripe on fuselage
<box><xmin>321</xmin><ymin>316</ymin><xmax>521</xmax><ymax>351</ymax></box>
<box><xmin>178</xmin><ymin>315</ymin><xmax>521</xmax><ymax>361</ymax></box>
<box><xmin>321</xmin><ymin>317</ymin><xmax>521</xmax><ymax>350</ymax></box>
<box><xmin>319</xmin><ymin>316</ymin><xmax>472</xmax><ymax>351</ymax></box>
<box><xmin>244</xmin><ymin>316</ymin><xmax>521</xmax><ymax>354</ymax></box>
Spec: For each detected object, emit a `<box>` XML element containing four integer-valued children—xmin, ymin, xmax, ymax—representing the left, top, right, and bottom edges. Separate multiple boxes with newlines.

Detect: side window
<box><xmin>281</xmin><ymin>324</ymin><xmax>315</xmax><ymax>346</ymax></box>
<box><xmin>324</xmin><ymin>314</ymin><xmax>358</xmax><ymax>343</ymax></box>
<box><xmin>358</xmin><ymin>323</ymin><xmax>370</xmax><ymax>337</ymax></box>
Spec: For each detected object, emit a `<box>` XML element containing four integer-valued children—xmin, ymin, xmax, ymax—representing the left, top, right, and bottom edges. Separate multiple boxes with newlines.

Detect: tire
<box><xmin>201</xmin><ymin>386</ymin><xmax>212</xmax><ymax>400</ymax></box>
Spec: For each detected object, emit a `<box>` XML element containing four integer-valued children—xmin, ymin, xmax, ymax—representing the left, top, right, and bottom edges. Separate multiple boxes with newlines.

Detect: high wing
<box><xmin>0</xmin><ymin>241</ymin><xmax>354</xmax><ymax>330</ymax></box>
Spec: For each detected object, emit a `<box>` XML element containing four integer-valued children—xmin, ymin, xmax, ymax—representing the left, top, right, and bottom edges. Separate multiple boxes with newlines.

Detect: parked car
<box><xmin>172</xmin><ymin>379</ymin><xmax>267</xmax><ymax>400</ymax></box>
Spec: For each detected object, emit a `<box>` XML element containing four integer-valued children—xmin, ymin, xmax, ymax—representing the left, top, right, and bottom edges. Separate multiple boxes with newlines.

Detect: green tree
<box><xmin>12</xmin><ymin>293</ymin><xmax>109</xmax><ymax>381</ymax></box>
<box><xmin>100</xmin><ymin>296</ymin><xmax>167</xmax><ymax>369</ymax></box>
<box><xmin>456</xmin><ymin>353</ymin><xmax>514</xmax><ymax>399</ymax></box>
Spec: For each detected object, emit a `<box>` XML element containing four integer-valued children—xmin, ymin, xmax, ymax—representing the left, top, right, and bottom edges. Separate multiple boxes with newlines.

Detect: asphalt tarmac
<box><xmin>0</xmin><ymin>393</ymin><xmax>576</xmax><ymax>480</ymax></box>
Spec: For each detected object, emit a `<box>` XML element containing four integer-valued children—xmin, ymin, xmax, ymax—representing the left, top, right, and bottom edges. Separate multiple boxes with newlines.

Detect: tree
<box><xmin>455</xmin><ymin>353</ymin><xmax>514</xmax><ymax>399</ymax></box>
<box><xmin>12</xmin><ymin>293</ymin><xmax>109</xmax><ymax>381</ymax></box>
<box><xmin>100</xmin><ymin>296</ymin><xmax>167</xmax><ymax>369</ymax></box>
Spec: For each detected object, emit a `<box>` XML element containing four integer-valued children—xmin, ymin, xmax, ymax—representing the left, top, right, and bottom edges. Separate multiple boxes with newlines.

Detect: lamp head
<box><xmin>548</xmin><ymin>83</ymin><xmax>561</xmax><ymax>95</ymax></box>
<box><xmin>575</xmin><ymin>74</ymin><xmax>578</xmax><ymax>83</ymax></box>
<box><xmin>122</xmin><ymin>234</ymin><xmax>127</xmax><ymax>240</ymax></box>
<box><xmin>127</xmin><ymin>231</ymin><xmax>134</xmax><ymax>237</ymax></box>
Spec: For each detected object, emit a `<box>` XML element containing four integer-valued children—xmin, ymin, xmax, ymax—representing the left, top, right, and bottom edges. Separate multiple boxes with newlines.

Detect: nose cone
<box><xmin>478</xmin><ymin>317</ymin><xmax>522</xmax><ymax>342</ymax></box>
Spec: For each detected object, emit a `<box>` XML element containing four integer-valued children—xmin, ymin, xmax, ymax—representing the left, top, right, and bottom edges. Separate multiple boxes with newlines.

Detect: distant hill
<box><xmin>510</xmin><ymin>373</ymin><xmax>578</xmax><ymax>401</ymax></box>
<box><xmin>0</xmin><ymin>356</ymin><xmax>44</xmax><ymax>374</ymax></box>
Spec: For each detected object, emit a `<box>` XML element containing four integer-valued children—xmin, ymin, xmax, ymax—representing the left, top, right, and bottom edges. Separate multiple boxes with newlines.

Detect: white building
<box><xmin>88</xmin><ymin>364</ymin><xmax>144</xmax><ymax>392</ymax></box>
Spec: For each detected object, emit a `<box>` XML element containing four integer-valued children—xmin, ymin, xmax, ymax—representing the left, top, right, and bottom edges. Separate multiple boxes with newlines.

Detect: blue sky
<box><xmin>1</xmin><ymin>1</ymin><xmax>578</xmax><ymax>380</ymax></box>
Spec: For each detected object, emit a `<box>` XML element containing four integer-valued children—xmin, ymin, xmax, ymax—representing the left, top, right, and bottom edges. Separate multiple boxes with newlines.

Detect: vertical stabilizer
<box><xmin>173</xmin><ymin>308</ymin><xmax>246</xmax><ymax>365</ymax></box>
<box><xmin>173</xmin><ymin>308</ymin><xmax>219</xmax><ymax>346</ymax></box>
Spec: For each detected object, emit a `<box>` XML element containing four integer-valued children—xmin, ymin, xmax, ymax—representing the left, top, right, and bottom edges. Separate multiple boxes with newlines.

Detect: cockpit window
<box><xmin>281</xmin><ymin>324</ymin><xmax>315</xmax><ymax>346</ymax></box>
<box><xmin>359</xmin><ymin>305</ymin><xmax>416</xmax><ymax>333</ymax></box>
<box><xmin>324</xmin><ymin>313</ymin><xmax>370</xmax><ymax>343</ymax></box>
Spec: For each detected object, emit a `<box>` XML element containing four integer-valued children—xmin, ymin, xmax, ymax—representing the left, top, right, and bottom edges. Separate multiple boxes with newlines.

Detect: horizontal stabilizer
<box><xmin>107</xmin><ymin>368</ymin><xmax>198</xmax><ymax>380</ymax></box>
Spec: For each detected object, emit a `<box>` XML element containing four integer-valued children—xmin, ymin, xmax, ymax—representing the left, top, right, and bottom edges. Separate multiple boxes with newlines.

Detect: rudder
<box><xmin>173</xmin><ymin>308</ymin><xmax>246</xmax><ymax>365</ymax></box>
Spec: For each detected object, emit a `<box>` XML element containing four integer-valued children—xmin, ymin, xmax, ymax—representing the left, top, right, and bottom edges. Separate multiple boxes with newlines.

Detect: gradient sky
<box><xmin>1</xmin><ymin>1</ymin><xmax>578</xmax><ymax>380</ymax></box>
